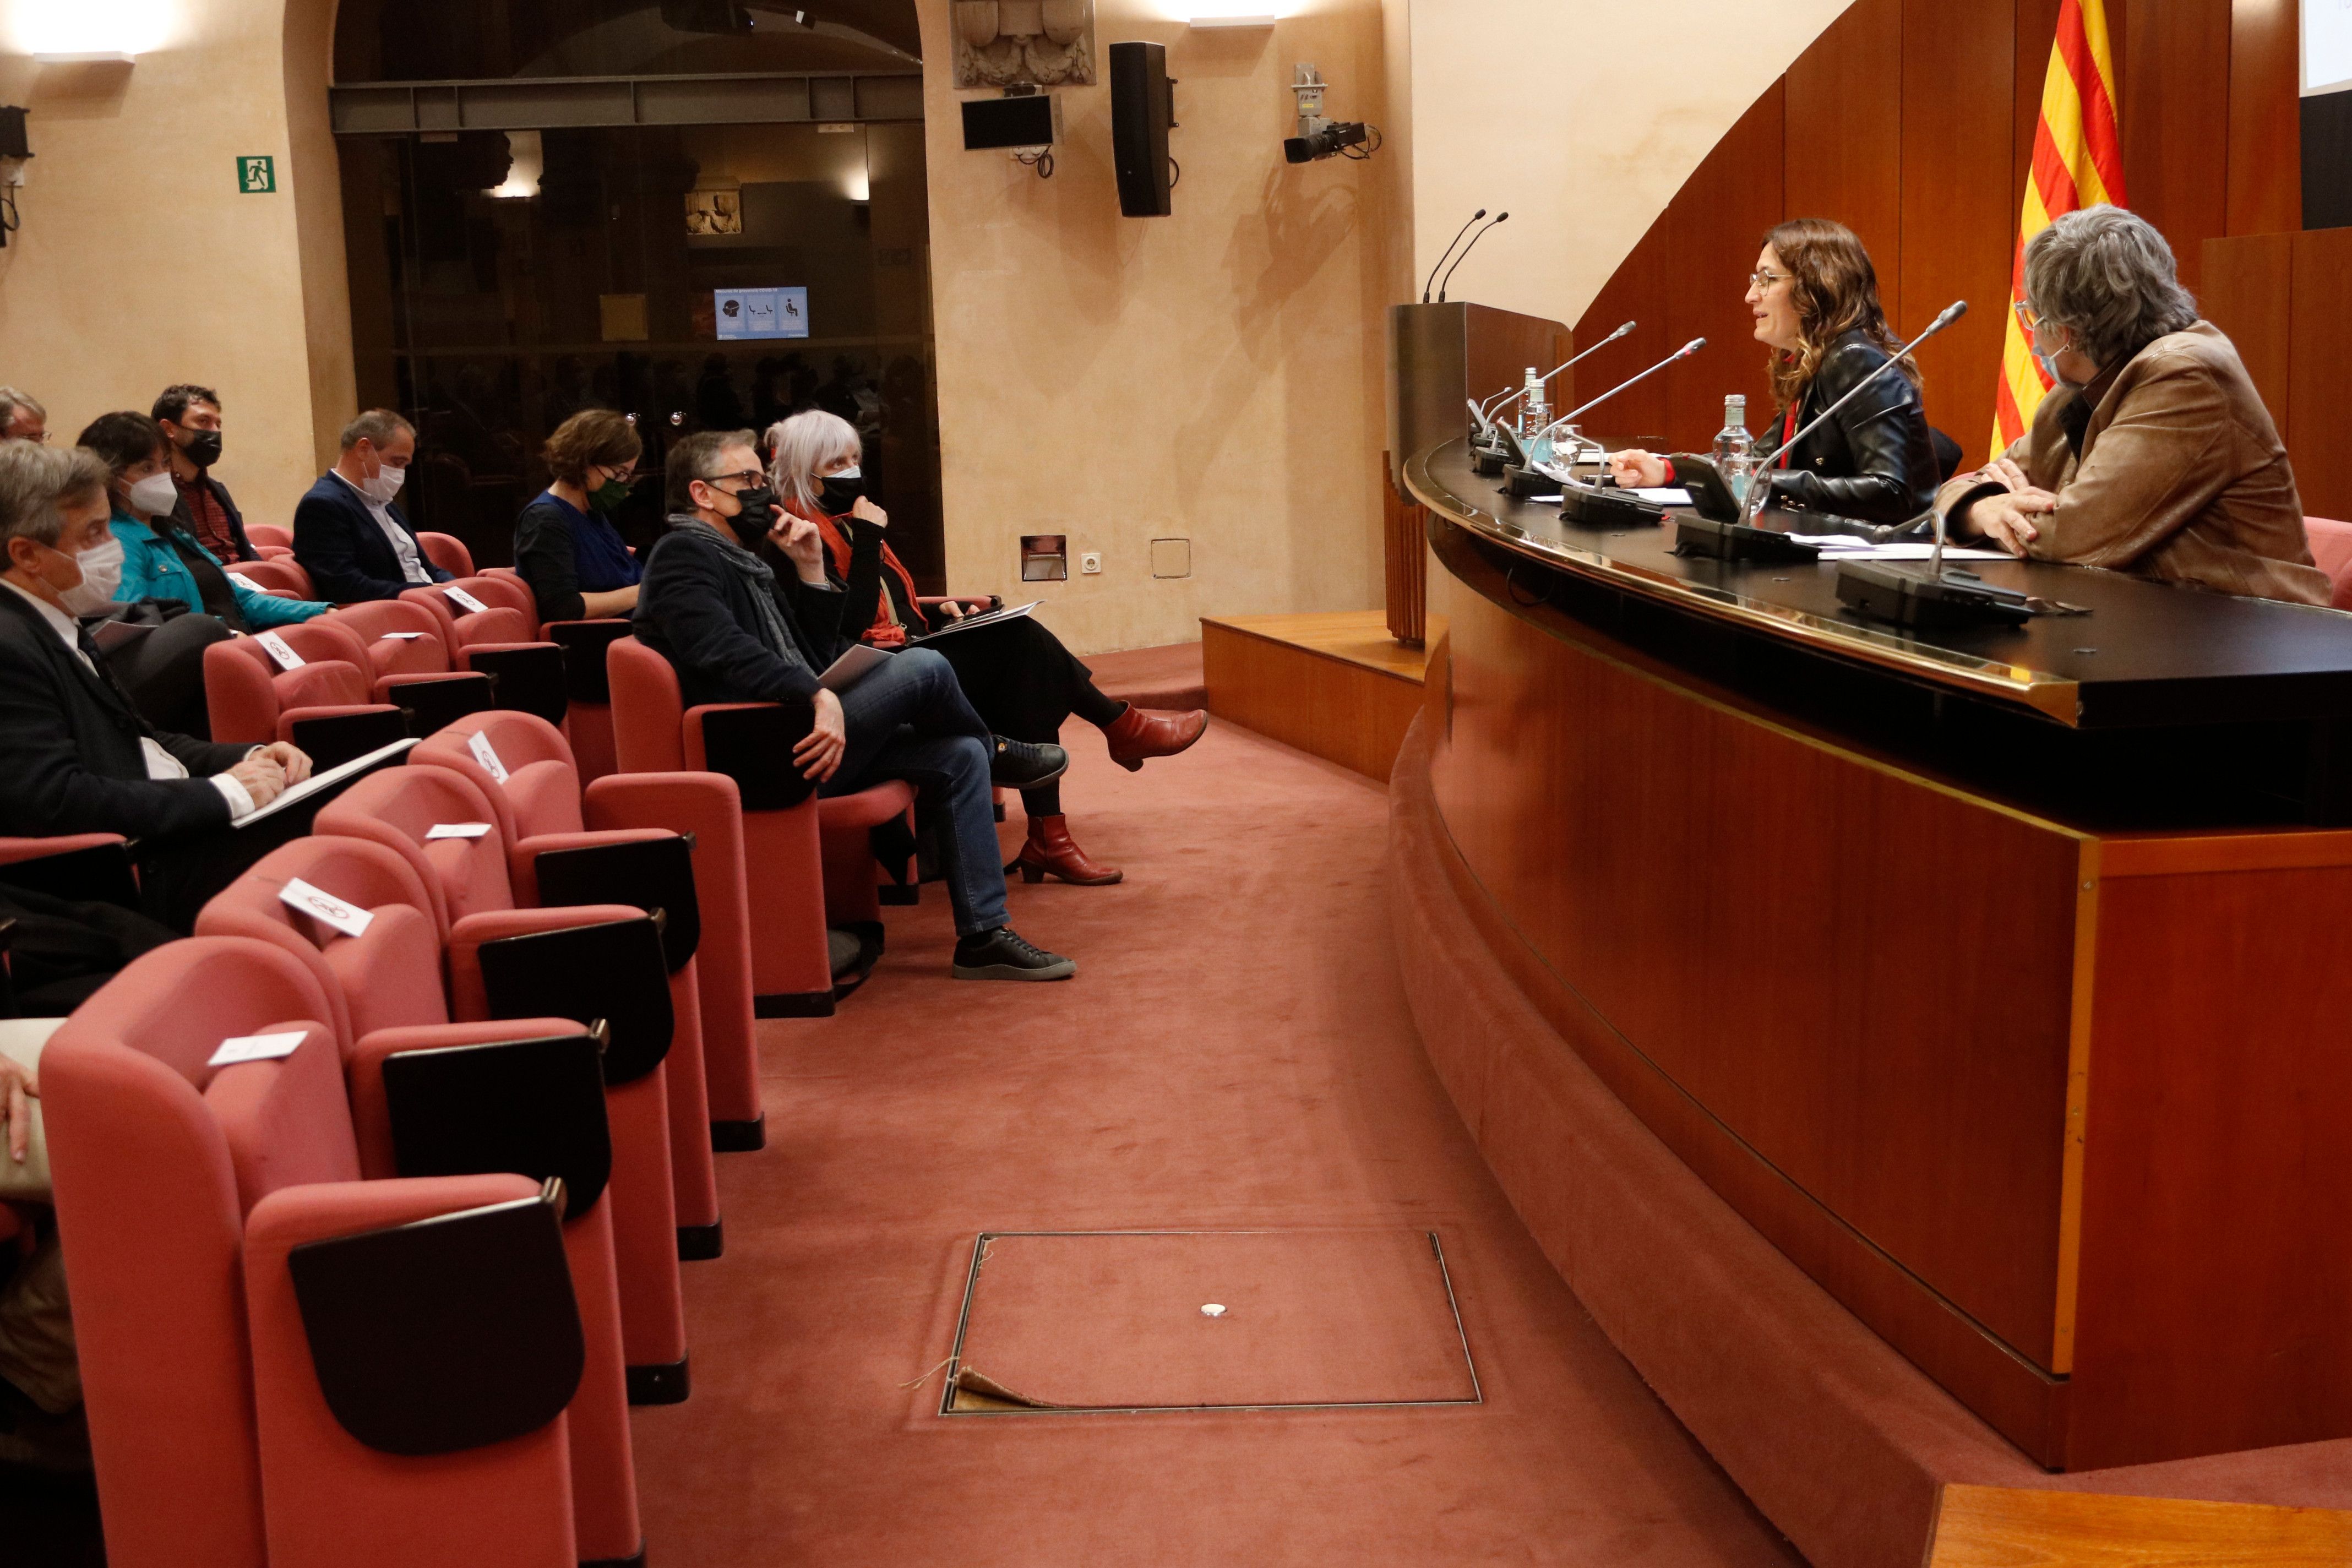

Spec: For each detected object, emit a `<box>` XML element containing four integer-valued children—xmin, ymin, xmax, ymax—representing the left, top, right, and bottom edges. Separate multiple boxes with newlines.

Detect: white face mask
<box><xmin>128</xmin><ymin>472</ymin><xmax>179</xmax><ymax>519</ymax></box>
<box><xmin>57</xmin><ymin>535</ymin><xmax>124</xmax><ymax>616</ymax></box>
<box><xmin>830</xmin><ymin>464</ymin><xmax>861</xmax><ymax>480</ymax></box>
<box><xmin>362</xmin><ymin>462</ymin><xmax>407</xmax><ymax>504</ymax></box>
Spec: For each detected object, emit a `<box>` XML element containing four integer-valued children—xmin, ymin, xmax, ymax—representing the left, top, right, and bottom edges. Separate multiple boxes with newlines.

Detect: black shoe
<box><xmin>989</xmin><ymin>737</ymin><xmax>1069</xmax><ymax>790</ymax></box>
<box><xmin>951</xmin><ymin>926</ymin><xmax>1076</xmax><ymax>982</ymax></box>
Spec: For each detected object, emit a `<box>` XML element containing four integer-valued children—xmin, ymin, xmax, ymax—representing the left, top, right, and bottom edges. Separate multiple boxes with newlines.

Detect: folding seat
<box><xmin>194</xmin><ymin>837</ymin><xmax>648</xmax><ymax>1564</ymax></box>
<box><xmin>42</xmin><ymin>938</ymin><xmax>587</xmax><ymax>1568</ymax></box>
<box><xmin>322</xmin><ymin>597</ymin><xmax>553</xmax><ymax>728</ymax></box>
<box><xmin>203</xmin><ymin>617</ymin><xmax>410</xmax><ymax>767</ymax></box>
<box><xmin>246</xmin><ymin>522</ymin><xmax>294</xmax><ymax>549</ymax></box>
<box><xmin>410</xmin><ymin>709</ymin><xmax>764</xmax><ymax>1150</ymax></box>
<box><xmin>608</xmin><ymin>634</ymin><xmax>912</xmax><ymax>1015</ymax></box>
<box><xmin>471</xmin><ymin>565</ymin><xmax>630</xmax><ymax>784</ymax></box>
<box><xmin>418</xmin><ymin>530</ymin><xmax>476</xmax><ymax>578</ymax></box>
<box><xmin>379</xmin><ymin>579</ymin><xmax>574</xmax><ymax>729</ymax></box>
<box><xmin>224</xmin><ymin>554</ymin><xmax>317</xmax><ymax>598</ymax></box>
<box><xmin>313</xmin><ymin>764</ymin><xmax>698</xmax><ymax>1398</ymax></box>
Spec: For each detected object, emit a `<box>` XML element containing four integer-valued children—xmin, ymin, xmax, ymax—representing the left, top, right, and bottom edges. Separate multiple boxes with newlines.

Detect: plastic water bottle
<box><xmin>1520</xmin><ymin>367</ymin><xmax>1552</xmax><ymax>463</ymax></box>
<box><xmin>1711</xmin><ymin>394</ymin><xmax>1754</xmax><ymax>499</ymax></box>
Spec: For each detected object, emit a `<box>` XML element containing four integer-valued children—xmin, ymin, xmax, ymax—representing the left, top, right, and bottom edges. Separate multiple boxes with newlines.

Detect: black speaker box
<box><xmin>1109</xmin><ymin>41</ymin><xmax>1175</xmax><ymax>217</ymax></box>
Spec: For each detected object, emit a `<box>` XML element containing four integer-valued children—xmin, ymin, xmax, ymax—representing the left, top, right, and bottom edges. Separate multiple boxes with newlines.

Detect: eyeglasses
<box><xmin>1748</xmin><ymin>269</ymin><xmax>1787</xmax><ymax>290</ymax></box>
<box><xmin>2013</xmin><ymin>300</ymin><xmax>2042</xmax><ymax>335</ymax></box>
<box><xmin>706</xmin><ymin>469</ymin><xmax>764</xmax><ymax>488</ymax></box>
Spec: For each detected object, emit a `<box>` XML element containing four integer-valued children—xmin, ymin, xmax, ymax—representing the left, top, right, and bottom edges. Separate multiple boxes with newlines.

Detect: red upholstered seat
<box><xmin>41</xmin><ymin>938</ymin><xmax>579</xmax><ymax>1568</ymax></box>
<box><xmin>417</xmin><ymin>530</ymin><xmax>476</xmax><ymax>579</ymax></box>
<box><xmin>221</xmin><ymin>554</ymin><xmax>316</xmax><ymax>599</ymax></box>
<box><xmin>202</xmin><ymin>616</ymin><xmax>398</xmax><ymax>748</ymax></box>
<box><xmin>2304</xmin><ymin>516</ymin><xmax>2352</xmax><ymax>611</ymax></box>
<box><xmin>244</xmin><ymin>522</ymin><xmax>293</xmax><ymax>549</ymax></box>
<box><xmin>410</xmin><ymin>710</ymin><xmax>761</xmax><ymax>1145</ymax></box>
<box><xmin>608</xmin><ymin>634</ymin><xmax>912</xmax><ymax>1016</ymax></box>
<box><xmin>313</xmin><ymin>765</ymin><xmax>695</xmax><ymax>1387</ymax></box>
<box><xmin>401</xmin><ymin>574</ymin><xmax>538</xmax><ymax>650</ymax></box>
<box><xmin>192</xmin><ymin>840</ymin><xmax>644</xmax><ymax>1562</ymax></box>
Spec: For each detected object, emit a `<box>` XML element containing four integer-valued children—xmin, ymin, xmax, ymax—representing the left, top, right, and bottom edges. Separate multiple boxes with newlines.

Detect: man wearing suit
<box><xmin>0</xmin><ymin>443</ymin><xmax>314</xmax><ymax>929</ymax></box>
<box><xmin>291</xmin><ymin>409</ymin><xmax>452</xmax><ymax>603</ymax></box>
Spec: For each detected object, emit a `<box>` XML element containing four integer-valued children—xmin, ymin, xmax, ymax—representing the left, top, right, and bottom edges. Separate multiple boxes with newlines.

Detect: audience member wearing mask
<box><xmin>634</xmin><ymin>430</ymin><xmax>1079</xmax><ymax>981</ymax></box>
<box><xmin>0</xmin><ymin>388</ymin><xmax>46</xmax><ymax>445</ymax></box>
<box><xmin>764</xmin><ymin>411</ymin><xmax>1207</xmax><ymax>887</ymax></box>
<box><xmin>0</xmin><ymin>442</ymin><xmax>317</xmax><ymax>930</ymax></box>
<box><xmin>155</xmin><ymin>383</ymin><xmax>258</xmax><ymax>564</ymax></box>
<box><xmin>85</xmin><ymin>411</ymin><xmax>331</xmax><ymax>630</ymax></box>
<box><xmin>513</xmin><ymin>408</ymin><xmax>646</xmax><ymax>622</ymax></box>
<box><xmin>292</xmin><ymin>409</ymin><xmax>452</xmax><ymax>602</ymax></box>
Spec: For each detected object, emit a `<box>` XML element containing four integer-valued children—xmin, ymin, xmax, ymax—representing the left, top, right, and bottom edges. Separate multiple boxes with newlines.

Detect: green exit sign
<box><xmin>237</xmin><ymin>155</ymin><xmax>276</xmax><ymax>194</ymax></box>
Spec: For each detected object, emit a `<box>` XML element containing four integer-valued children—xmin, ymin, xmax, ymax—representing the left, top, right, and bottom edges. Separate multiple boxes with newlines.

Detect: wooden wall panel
<box><xmin>1784</xmin><ymin>0</ymin><xmax>1907</xmax><ymax>323</ymax></box>
<box><xmin>1572</xmin><ymin>215</ymin><xmax>1672</xmax><ymax>448</ymax></box>
<box><xmin>2229</xmin><ymin>0</ymin><xmax>2302</xmax><ymax>235</ymax></box>
<box><xmin>2288</xmin><ymin>230</ymin><xmax>2352</xmax><ymax>521</ymax></box>
<box><xmin>1660</xmin><ymin>85</ymin><xmax>1785</xmax><ymax>454</ymax></box>
<box><xmin>2120</xmin><ymin>0</ymin><xmax>2233</xmax><ymax>293</ymax></box>
<box><xmin>2199</xmin><ymin>232</ymin><xmax>2294</xmax><ymax>441</ymax></box>
<box><xmin>1902</xmin><ymin>0</ymin><xmax>2017</xmax><ymax>455</ymax></box>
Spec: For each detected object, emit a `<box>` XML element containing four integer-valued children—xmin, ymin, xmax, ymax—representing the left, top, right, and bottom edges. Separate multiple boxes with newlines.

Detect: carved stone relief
<box><xmin>951</xmin><ymin>0</ymin><xmax>1096</xmax><ymax>89</ymax></box>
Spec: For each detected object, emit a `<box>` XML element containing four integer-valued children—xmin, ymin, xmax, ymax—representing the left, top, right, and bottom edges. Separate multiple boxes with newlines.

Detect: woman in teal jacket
<box><xmin>80</xmin><ymin>411</ymin><xmax>330</xmax><ymax>631</ymax></box>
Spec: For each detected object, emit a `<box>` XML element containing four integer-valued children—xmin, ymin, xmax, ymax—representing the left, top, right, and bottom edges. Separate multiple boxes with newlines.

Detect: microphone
<box><xmin>1555</xmin><ymin>337</ymin><xmax>1705</xmax><ymax>426</ymax></box>
<box><xmin>1734</xmin><ymin>300</ymin><xmax>1966</xmax><ymax>534</ymax></box>
<box><xmin>1422</xmin><ymin>208</ymin><xmax>1487</xmax><ymax>304</ymax></box>
<box><xmin>1479</xmin><ymin>321</ymin><xmax>1637</xmax><ymax>421</ymax></box>
<box><xmin>1435</xmin><ymin>211</ymin><xmax>1509</xmax><ymax>303</ymax></box>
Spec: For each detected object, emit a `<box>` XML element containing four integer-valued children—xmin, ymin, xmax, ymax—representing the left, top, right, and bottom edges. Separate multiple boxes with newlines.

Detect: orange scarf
<box><xmin>789</xmin><ymin>497</ymin><xmax>925</xmax><ymax>647</ymax></box>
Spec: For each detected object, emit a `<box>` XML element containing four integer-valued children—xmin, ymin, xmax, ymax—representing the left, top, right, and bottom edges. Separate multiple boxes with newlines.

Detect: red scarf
<box><xmin>791</xmin><ymin>497</ymin><xmax>925</xmax><ymax>647</ymax></box>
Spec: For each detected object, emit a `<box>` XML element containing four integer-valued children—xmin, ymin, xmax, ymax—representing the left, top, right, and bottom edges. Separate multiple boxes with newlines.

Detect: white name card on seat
<box><xmin>256</xmin><ymin>631</ymin><xmax>305</xmax><ymax>670</ymax></box>
<box><xmin>208</xmin><ymin>1031</ymin><xmax>308</xmax><ymax>1069</ymax></box>
<box><xmin>444</xmin><ymin>586</ymin><xmax>491</xmax><ymax>615</ymax></box>
<box><xmin>379</xmin><ymin>631</ymin><xmax>428</xmax><ymax>640</ymax></box>
<box><xmin>278</xmin><ymin>877</ymin><xmax>373</xmax><ymax>939</ymax></box>
<box><xmin>467</xmin><ymin>730</ymin><xmax>510</xmax><ymax>783</ymax></box>
<box><xmin>426</xmin><ymin>821</ymin><xmax>493</xmax><ymax>840</ymax></box>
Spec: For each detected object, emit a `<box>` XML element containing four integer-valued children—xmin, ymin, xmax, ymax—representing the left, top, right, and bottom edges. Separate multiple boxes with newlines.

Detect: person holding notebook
<box><xmin>763</xmin><ymin>410</ymin><xmax>1207</xmax><ymax>887</ymax></box>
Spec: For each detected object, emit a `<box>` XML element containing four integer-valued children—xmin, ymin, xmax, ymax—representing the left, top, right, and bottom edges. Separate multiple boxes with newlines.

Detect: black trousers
<box><xmin>928</xmin><ymin>616</ymin><xmax>1116</xmax><ymax>744</ymax></box>
<box><xmin>101</xmin><ymin>613</ymin><xmax>232</xmax><ymax>740</ymax></box>
<box><xmin>134</xmin><ymin>755</ymin><xmax>391</xmax><ymax>932</ymax></box>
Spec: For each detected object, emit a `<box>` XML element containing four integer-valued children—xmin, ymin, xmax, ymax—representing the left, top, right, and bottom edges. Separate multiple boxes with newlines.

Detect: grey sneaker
<box><xmin>951</xmin><ymin>926</ymin><xmax>1076</xmax><ymax>981</ymax></box>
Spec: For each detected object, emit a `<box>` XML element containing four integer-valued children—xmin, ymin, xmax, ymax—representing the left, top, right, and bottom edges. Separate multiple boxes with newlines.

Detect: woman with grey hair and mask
<box><xmin>1940</xmin><ymin>205</ymin><xmax>2328</xmax><ymax>604</ymax></box>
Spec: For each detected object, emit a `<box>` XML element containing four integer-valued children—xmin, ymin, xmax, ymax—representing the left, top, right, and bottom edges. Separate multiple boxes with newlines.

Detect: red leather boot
<box><xmin>1011</xmin><ymin>814</ymin><xmax>1123</xmax><ymax>885</ymax></box>
<box><xmin>1102</xmin><ymin>704</ymin><xmax>1208</xmax><ymax>772</ymax></box>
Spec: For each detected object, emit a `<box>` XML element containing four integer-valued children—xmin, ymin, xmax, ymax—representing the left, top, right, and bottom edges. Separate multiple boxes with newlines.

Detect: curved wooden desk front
<box><xmin>1404</xmin><ymin>438</ymin><xmax>2352</xmax><ymax>1471</ymax></box>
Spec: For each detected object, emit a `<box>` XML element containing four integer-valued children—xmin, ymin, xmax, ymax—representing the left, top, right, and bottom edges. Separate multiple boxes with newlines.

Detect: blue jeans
<box><xmin>820</xmin><ymin>647</ymin><xmax>1006</xmax><ymax>937</ymax></box>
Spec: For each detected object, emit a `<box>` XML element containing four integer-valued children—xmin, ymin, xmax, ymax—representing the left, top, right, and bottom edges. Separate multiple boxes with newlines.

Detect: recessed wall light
<box><xmin>1189</xmin><ymin>14</ymin><xmax>1276</xmax><ymax>26</ymax></box>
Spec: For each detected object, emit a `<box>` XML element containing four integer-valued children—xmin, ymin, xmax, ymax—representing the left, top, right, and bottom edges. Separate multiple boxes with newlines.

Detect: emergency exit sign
<box><xmin>237</xmin><ymin>155</ymin><xmax>276</xmax><ymax>194</ymax></box>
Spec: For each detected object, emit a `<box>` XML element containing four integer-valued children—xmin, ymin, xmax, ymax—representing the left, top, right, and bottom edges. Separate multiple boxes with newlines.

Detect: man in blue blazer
<box><xmin>291</xmin><ymin>409</ymin><xmax>453</xmax><ymax>603</ymax></box>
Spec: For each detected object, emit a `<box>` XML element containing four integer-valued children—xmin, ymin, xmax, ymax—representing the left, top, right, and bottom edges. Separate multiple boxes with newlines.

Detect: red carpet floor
<box><xmin>628</xmin><ymin>717</ymin><xmax>1804</xmax><ymax>1566</ymax></box>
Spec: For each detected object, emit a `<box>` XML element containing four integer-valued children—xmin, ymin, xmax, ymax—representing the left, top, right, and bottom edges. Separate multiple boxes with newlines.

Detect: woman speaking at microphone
<box><xmin>1609</xmin><ymin>218</ymin><xmax>1942</xmax><ymax>525</ymax></box>
<box><xmin>762</xmin><ymin>410</ymin><xmax>1206</xmax><ymax>888</ymax></box>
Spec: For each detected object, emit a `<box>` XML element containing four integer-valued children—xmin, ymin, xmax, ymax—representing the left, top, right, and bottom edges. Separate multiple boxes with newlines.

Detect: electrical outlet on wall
<box><xmin>1080</xmin><ymin>552</ymin><xmax>1103</xmax><ymax>574</ymax></box>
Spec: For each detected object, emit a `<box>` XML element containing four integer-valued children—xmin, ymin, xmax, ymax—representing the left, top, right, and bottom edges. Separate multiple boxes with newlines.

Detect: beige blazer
<box><xmin>1940</xmin><ymin>321</ymin><xmax>2332</xmax><ymax>606</ymax></box>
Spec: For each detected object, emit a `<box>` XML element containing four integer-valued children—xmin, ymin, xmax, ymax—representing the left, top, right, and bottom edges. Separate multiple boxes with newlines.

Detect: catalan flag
<box><xmin>1992</xmin><ymin>0</ymin><xmax>2126</xmax><ymax>457</ymax></box>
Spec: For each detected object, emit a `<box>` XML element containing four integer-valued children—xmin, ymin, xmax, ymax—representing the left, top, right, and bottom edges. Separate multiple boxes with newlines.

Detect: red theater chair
<box><xmin>42</xmin><ymin>938</ymin><xmax>584</xmax><ymax>1568</ymax></box>
<box><xmin>387</xmin><ymin>577</ymin><xmax>573</xmax><ymax>728</ymax></box>
<box><xmin>203</xmin><ymin>617</ymin><xmax>409</xmax><ymax>767</ymax></box>
<box><xmin>608</xmin><ymin>634</ymin><xmax>913</xmax><ymax>1014</ymax></box>
<box><xmin>2304</xmin><ymin>515</ymin><xmax>2352</xmax><ymax>611</ymax></box>
<box><xmin>193</xmin><ymin>838</ymin><xmax>646</xmax><ymax>1563</ymax></box>
<box><xmin>411</xmin><ymin>709</ymin><xmax>763</xmax><ymax>1150</ymax></box>
<box><xmin>246</xmin><ymin>522</ymin><xmax>293</xmax><ymax>549</ymax></box>
<box><xmin>419</xmin><ymin>530</ymin><xmax>476</xmax><ymax>579</ymax></box>
<box><xmin>223</xmin><ymin>555</ymin><xmax>317</xmax><ymax>598</ymax></box>
<box><xmin>314</xmin><ymin>764</ymin><xmax>699</xmax><ymax>1397</ymax></box>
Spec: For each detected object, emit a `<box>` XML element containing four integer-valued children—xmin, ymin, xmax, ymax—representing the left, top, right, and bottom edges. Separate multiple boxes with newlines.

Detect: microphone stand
<box><xmin>1496</xmin><ymin>338</ymin><xmax>1705</xmax><ymax>502</ymax></box>
<box><xmin>1436</xmin><ymin>212</ymin><xmax>1509</xmax><ymax>303</ymax></box>
<box><xmin>1479</xmin><ymin>321</ymin><xmax>1636</xmax><ymax>424</ymax></box>
<box><xmin>1530</xmin><ymin>337</ymin><xmax>1704</xmax><ymax>468</ymax></box>
<box><xmin>1422</xmin><ymin>208</ymin><xmax>1487</xmax><ymax>304</ymax></box>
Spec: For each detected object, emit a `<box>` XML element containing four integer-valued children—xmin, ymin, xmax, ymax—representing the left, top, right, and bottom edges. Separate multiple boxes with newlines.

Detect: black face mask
<box><xmin>818</xmin><ymin>473</ymin><xmax>864</xmax><ymax>512</ymax></box>
<box><xmin>717</xmin><ymin>483</ymin><xmax>779</xmax><ymax>543</ymax></box>
<box><xmin>182</xmin><ymin>429</ymin><xmax>224</xmax><ymax>468</ymax></box>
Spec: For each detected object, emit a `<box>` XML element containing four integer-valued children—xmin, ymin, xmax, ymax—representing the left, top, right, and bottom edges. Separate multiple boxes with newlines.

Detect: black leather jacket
<box><xmin>1753</xmin><ymin>330</ymin><xmax>1938</xmax><ymax>524</ymax></box>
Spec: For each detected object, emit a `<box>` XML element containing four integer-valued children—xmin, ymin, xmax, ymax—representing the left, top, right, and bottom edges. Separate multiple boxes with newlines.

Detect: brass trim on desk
<box><xmin>1402</xmin><ymin>443</ymin><xmax>2087</xmax><ymax>726</ymax></box>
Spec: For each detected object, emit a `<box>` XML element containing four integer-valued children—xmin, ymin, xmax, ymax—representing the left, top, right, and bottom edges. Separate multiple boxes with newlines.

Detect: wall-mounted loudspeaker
<box><xmin>1108</xmin><ymin>41</ymin><xmax>1177</xmax><ymax>217</ymax></box>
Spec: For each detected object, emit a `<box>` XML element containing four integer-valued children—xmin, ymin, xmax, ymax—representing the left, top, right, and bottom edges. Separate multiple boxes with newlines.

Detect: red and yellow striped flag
<box><xmin>1992</xmin><ymin>0</ymin><xmax>2126</xmax><ymax>458</ymax></box>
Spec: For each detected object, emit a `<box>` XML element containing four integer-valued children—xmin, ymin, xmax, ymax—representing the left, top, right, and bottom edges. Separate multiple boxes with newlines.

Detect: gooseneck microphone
<box><xmin>1435</xmin><ymin>211</ymin><xmax>1509</xmax><ymax>303</ymax></box>
<box><xmin>1734</xmin><ymin>300</ymin><xmax>1968</xmax><ymax>535</ymax></box>
<box><xmin>1480</xmin><ymin>320</ymin><xmax>1637</xmax><ymax>422</ymax></box>
<box><xmin>1551</xmin><ymin>336</ymin><xmax>1706</xmax><ymax>429</ymax></box>
<box><xmin>1422</xmin><ymin>209</ymin><xmax>1487</xmax><ymax>304</ymax></box>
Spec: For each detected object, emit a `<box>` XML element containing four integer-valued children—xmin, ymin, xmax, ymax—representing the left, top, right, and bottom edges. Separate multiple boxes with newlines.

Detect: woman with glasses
<box><xmin>1941</xmin><ymin>205</ymin><xmax>2327</xmax><ymax>605</ymax></box>
<box><xmin>1608</xmin><ymin>217</ymin><xmax>1941</xmax><ymax>525</ymax></box>
<box><xmin>513</xmin><ymin>408</ymin><xmax>646</xmax><ymax>623</ymax></box>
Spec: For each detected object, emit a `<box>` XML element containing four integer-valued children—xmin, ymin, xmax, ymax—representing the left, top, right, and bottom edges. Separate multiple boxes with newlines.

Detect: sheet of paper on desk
<box><xmin>1631</xmin><ymin>488</ymin><xmax>1692</xmax><ymax>506</ymax></box>
<box><xmin>1794</xmin><ymin>540</ymin><xmax>2009</xmax><ymax>561</ymax></box>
